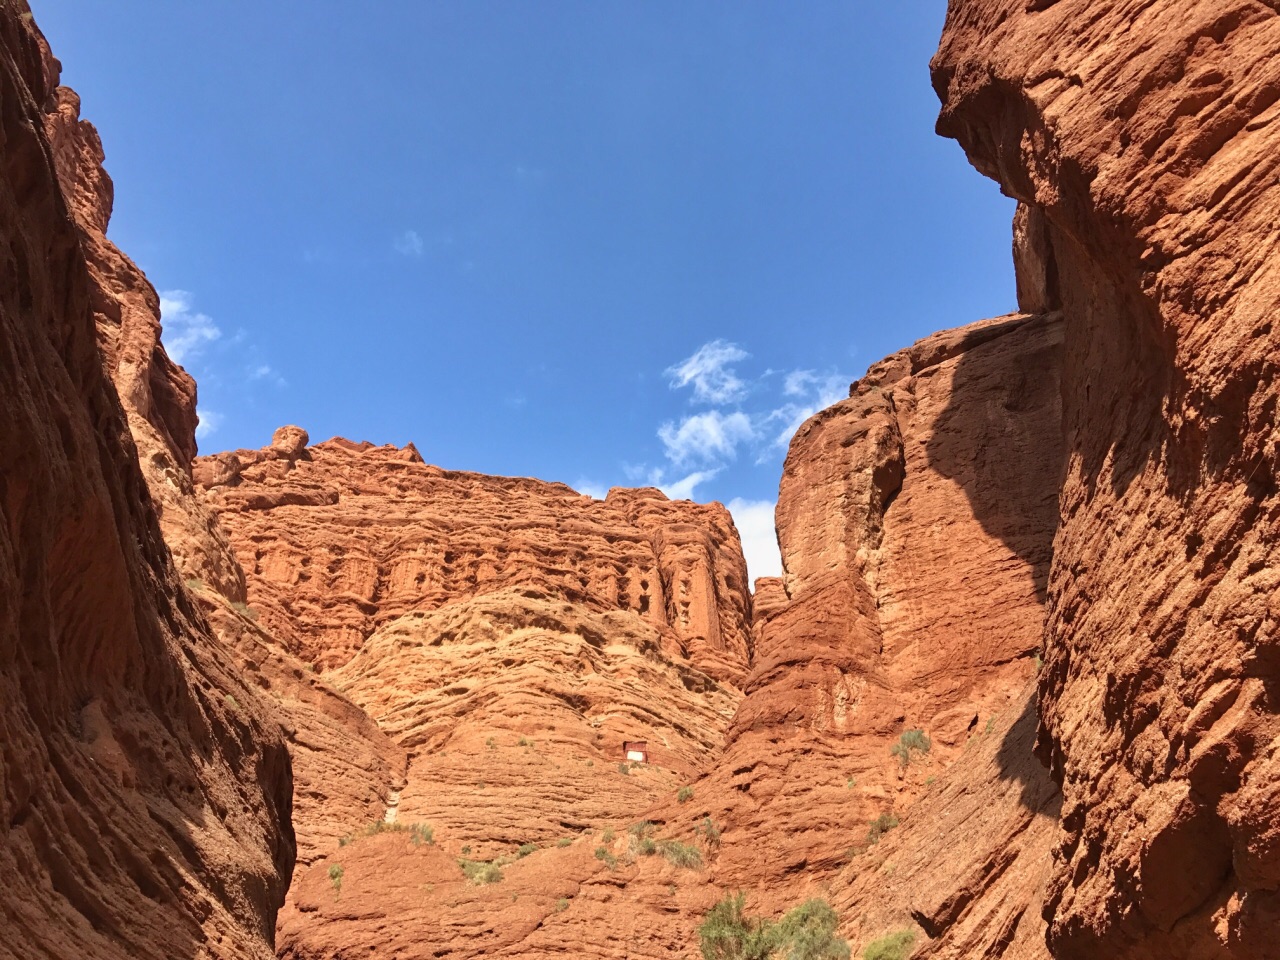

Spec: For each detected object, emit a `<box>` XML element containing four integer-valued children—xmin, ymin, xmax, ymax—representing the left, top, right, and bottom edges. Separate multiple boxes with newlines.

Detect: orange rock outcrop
<box><xmin>934</xmin><ymin>3</ymin><xmax>1280</xmax><ymax>956</ymax></box>
<box><xmin>0</xmin><ymin>7</ymin><xmax>293</xmax><ymax>958</ymax></box>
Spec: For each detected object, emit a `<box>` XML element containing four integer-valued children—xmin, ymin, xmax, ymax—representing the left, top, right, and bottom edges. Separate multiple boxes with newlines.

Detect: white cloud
<box><xmin>665</xmin><ymin>339</ymin><xmax>749</xmax><ymax>405</ymax></box>
<box><xmin>394</xmin><ymin>230</ymin><xmax>424</xmax><ymax>256</ymax></box>
<box><xmin>574</xmin><ymin>479</ymin><xmax>610</xmax><ymax>500</ymax></box>
<box><xmin>728</xmin><ymin>497</ymin><xmax>781</xmax><ymax>582</ymax></box>
<box><xmin>661</xmin><ymin>469</ymin><xmax>720</xmax><ymax>501</ymax></box>
<box><xmin>765</xmin><ymin>369</ymin><xmax>850</xmax><ymax>450</ymax></box>
<box><xmin>195</xmin><ymin>408</ymin><xmax>223</xmax><ymax>440</ymax></box>
<box><xmin>658</xmin><ymin>410</ymin><xmax>755</xmax><ymax>466</ymax></box>
<box><xmin>159</xmin><ymin>290</ymin><xmax>221</xmax><ymax>366</ymax></box>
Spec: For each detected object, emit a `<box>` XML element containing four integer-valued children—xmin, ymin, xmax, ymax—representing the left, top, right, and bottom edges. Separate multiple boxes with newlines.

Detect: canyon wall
<box><xmin>934</xmin><ymin>2</ymin><xmax>1280</xmax><ymax>956</ymax></box>
<box><xmin>0</xmin><ymin>7</ymin><xmax>292</xmax><ymax>958</ymax></box>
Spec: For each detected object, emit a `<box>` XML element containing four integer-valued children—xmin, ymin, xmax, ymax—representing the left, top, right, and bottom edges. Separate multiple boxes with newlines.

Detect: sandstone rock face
<box><xmin>934</xmin><ymin>4</ymin><xmax>1280</xmax><ymax>956</ymax></box>
<box><xmin>196</xmin><ymin>438</ymin><xmax>753</xmax><ymax>685</ymax></box>
<box><xmin>195</xmin><ymin>436</ymin><xmax>754</xmax><ymax>957</ymax></box>
<box><xmin>38</xmin><ymin>17</ymin><xmax>246</xmax><ymax>604</ymax></box>
<box><xmin>669</xmin><ymin>314</ymin><xmax>1065</xmax><ymax>920</ymax></box>
<box><xmin>0</xmin><ymin>8</ymin><xmax>293</xmax><ymax>958</ymax></box>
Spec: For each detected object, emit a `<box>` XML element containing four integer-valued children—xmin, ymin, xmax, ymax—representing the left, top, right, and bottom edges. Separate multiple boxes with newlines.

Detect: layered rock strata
<box><xmin>934</xmin><ymin>3</ymin><xmax>1280</xmax><ymax>956</ymax></box>
<box><xmin>660</xmin><ymin>313</ymin><xmax>1065</xmax><ymax>917</ymax></box>
<box><xmin>196</xmin><ymin>436</ymin><xmax>753</xmax><ymax>686</ymax></box>
<box><xmin>0</xmin><ymin>7</ymin><xmax>293</xmax><ymax>958</ymax></box>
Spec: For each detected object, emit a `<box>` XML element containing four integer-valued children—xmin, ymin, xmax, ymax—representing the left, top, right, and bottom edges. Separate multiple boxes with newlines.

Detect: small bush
<box><xmin>328</xmin><ymin>863</ymin><xmax>344</xmax><ymax>898</ymax></box>
<box><xmin>594</xmin><ymin>846</ymin><xmax>618</xmax><ymax>869</ymax></box>
<box><xmin>629</xmin><ymin>821</ymin><xmax>655</xmax><ymax>838</ymax></box>
<box><xmin>618</xmin><ymin>762</ymin><xmax>631</xmax><ymax>775</ymax></box>
<box><xmin>866</xmin><ymin>813</ymin><xmax>899</xmax><ymax>846</ymax></box>
<box><xmin>555</xmin><ymin>897</ymin><xmax>570</xmax><ymax>912</ymax></box>
<box><xmin>660</xmin><ymin>840</ymin><xmax>703</xmax><ymax>869</ymax></box>
<box><xmin>461</xmin><ymin>845</ymin><xmax>471</xmax><ymax>855</ymax></box>
<box><xmin>678</xmin><ymin>785</ymin><xmax>695</xmax><ymax>803</ymax></box>
<box><xmin>231</xmin><ymin>600</ymin><xmax>258</xmax><ymax>621</ymax></box>
<box><xmin>459</xmin><ymin>859</ymin><xmax>503</xmax><ymax>885</ymax></box>
<box><xmin>774</xmin><ymin>899</ymin><xmax>851</xmax><ymax>960</ymax></box>
<box><xmin>697</xmin><ymin>816</ymin><xmax>722</xmax><ymax>850</ymax></box>
<box><xmin>889</xmin><ymin>730</ymin><xmax>931</xmax><ymax>768</ymax></box>
<box><xmin>846</xmin><ymin>777</ymin><xmax>857</xmax><ymax>789</ymax></box>
<box><xmin>519</xmin><ymin>736</ymin><xmax>530</xmax><ymax>747</ymax></box>
<box><xmin>601</xmin><ymin>828</ymin><xmax>615</xmax><ymax>844</ymax></box>
<box><xmin>862</xmin><ymin>929</ymin><xmax>914</xmax><ymax>960</ymax></box>
<box><xmin>486</xmin><ymin>737</ymin><xmax>496</xmax><ymax>749</ymax></box>
<box><xmin>224</xmin><ymin>694</ymin><xmax>238</xmax><ymax>709</ymax></box>
<box><xmin>697</xmin><ymin>894</ymin><xmax>849</xmax><ymax>960</ymax></box>
<box><xmin>184</xmin><ymin>578</ymin><xmax>204</xmax><ymax>593</ymax></box>
<box><xmin>586</xmin><ymin>759</ymin><xmax>594</xmax><ymax>767</ymax></box>
<box><xmin>340</xmin><ymin>818</ymin><xmax>418</xmax><ymax>847</ymax></box>
<box><xmin>556</xmin><ymin>837</ymin><xmax>573</xmax><ymax>848</ymax></box>
<box><xmin>638</xmin><ymin>837</ymin><xmax>658</xmax><ymax>856</ymax></box>
<box><xmin>517</xmin><ymin>842</ymin><xmax>538</xmax><ymax>858</ymax></box>
<box><xmin>697</xmin><ymin>891</ymin><xmax>776</xmax><ymax>960</ymax></box>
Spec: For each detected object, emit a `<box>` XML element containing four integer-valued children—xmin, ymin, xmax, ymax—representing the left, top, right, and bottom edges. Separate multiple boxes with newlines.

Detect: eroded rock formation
<box><xmin>196</xmin><ymin>436</ymin><xmax>753</xmax><ymax>685</ymax></box>
<box><xmin>934</xmin><ymin>3</ymin><xmax>1280</xmax><ymax>956</ymax></box>
<box><xmin>0</xmin><ymin>7</ymin><xmax>293</xmax><ymax>958</ymax></box>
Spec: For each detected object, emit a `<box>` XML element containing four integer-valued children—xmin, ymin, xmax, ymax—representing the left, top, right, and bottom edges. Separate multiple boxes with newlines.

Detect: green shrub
<box><xmin>486</xmin><ymin>737</ymin><xmax>496</xmax><ymax>749</ymax></box>
<box><xmin>459</xmin><ymin>858</ymin><xmax>503</xmax><ymax>885</ymax></box>
<box><xmin>678</xmin><ymin>785</ymin><xmax>695</xmax><ymax>803</ymax></box>
<box><xmin>618</xmin><ymin>762</ymin><xmax>631</xmax><ymax>775</ymax></box>
<box><xmin>519</xmin><ymin>736</ymin><xmax>530</xmax><ymax>747</ymax></box>
<box><xmin>461</xmin><ymin>845</ymin><xmax>471</xmax><ymax>855</ymax></box>
<box><xmin>889</xmin><ymin>730</ymin><xmax>931</xmax><ymax>768</ymax></box>
<box><xmin>866</xmin><ymin>813</ymin><xmax>899</xmax><ymax>846</ymax></box>
<box><xmin>557</xmin><ymin>837</ymin><xmax>573</xmax><ymax>848</ymax></box>
<box><xmin>697</xmin><ymin>894</ymin><xmax>849</xmax><ymax>960</ymax></box>
<box><xmin>339</xmin><ymin>818</ymin><xmax>419</xmax><ymax>847</ymax></box>
<box><xmin>224</xmin><ymin>694</ymin><xmax>238</xmax><ymax>709</ymax></box>
<box><xmin>594</xmin><ymin>846</ymin><xmax>618</xmax><ymax>869</ymax></box>
<box><xmin>698</xmin><ymin>892</ymin><xmax>777</xmax><ymax>960</ymax></box>
<box><xmin>555</xmin><ymin>897</ymin><xmax>570</xmax><ymax>912</ymax></box>
<box><xmin>861</xmin><ymin>929</ymin><xmax>914</xmax><ymax>960</ymax></box>
<box><xmin>697</xmin><ymin>816</ymin><xmax>722</xmax><ymax>850</ymax></box>
<box><xmin>638</xmin><ymin>837</ymin><xmax>658</xmax><ymax>856</ymax></box>
<box><xmin>602</xmin><ymin>828</ymin><xmax>615</xmax><ymax>843</ymax></box>
<box><xmin>231</xmin><ymin>600</ymin><xmax>258</xmax><ymax>621</ymax></box>
<box><xmin>517</xmin><ymin>842</ymin><xmax>538</xmax><ymax>858</ymax></box>
<box><xmin>660</xmin><ymin>840</ymin><xmax>703</xmax><ymax>869</ymax></box>
<box><xmin>774</xmin><ymin>899</ymin><xmax>850</xmax><ymax>960</ymax></box>
<box><xmin>328</xmin><ymin>863</ymin><xmax>344</xmax><ymax>898</ymax></box>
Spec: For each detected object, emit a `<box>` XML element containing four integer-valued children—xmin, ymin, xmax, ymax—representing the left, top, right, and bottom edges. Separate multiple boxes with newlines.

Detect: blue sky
<box><xmin>37</xmin><ymin>2</ymin><xmax>1015</xmax><ymax>582</ymax></box>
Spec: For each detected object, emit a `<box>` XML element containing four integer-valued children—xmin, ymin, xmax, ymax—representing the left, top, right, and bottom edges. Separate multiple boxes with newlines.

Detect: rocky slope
<box><xmin>0</xmin><ymin>6</ymin><xmax>293</xmax><ymax>958</ymax></box>
<box><xmin>191</xmin><ymin>436</ymin><xmax>754</xmax><ymax>956</ymax></box>
<box><xmin>647</xmin><ymin>312</ymin><xmax>1066</xmax><ymax>956</ymax></box>
<box><xmin>934</xmin><ymin>2</ymin><xmax>1280</xmax><ymax>956</ymax></box>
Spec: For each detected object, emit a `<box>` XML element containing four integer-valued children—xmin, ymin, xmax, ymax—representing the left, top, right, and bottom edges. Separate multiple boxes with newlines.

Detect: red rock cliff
<box><xmin>934</xmin><ymin>3</ymin><xmax>1280</xmax><ymax>956</ymax></box>
<box><xmin>0</xmin><ymin>6</ymin><xmax>293</xmax><ymax>958</ymax></box>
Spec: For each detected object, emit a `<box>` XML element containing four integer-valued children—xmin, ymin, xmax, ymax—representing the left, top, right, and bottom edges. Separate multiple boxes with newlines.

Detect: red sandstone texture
<box><xmin>0</xmin><ymin>6</ymin><xmax>293</xmax><ymax>958</ymax></box>
<box><xmin>196</xmin><ymin>437</ymin><xmax>753</xmax><ymax>686</ymax></box>
<box><xmin>252</xmin><ymin>312</ymin><xmax>1066</xmax><ymax>959</ymax></box>
<box><xmin>934</xmin><ymin>3</ymin><xmax>1280</xmax><ymax>957</ymax></box>
<box><xmin>643</xmin><ymin>314</ymin><xmax>1066</xmax><ymax>956</ymax></box>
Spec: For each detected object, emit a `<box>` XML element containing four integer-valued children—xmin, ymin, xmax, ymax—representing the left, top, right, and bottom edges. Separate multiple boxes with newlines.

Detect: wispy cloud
<box><xmin>763</xmin><ymin>369</ymin><xmax>849</xmax><ymax>451</ymax></box>
<box><xmin>159</xmin><ymin>290</ymin><xmax>221</xmax><ymax>366</ymax></box>
<box><xmin>195</xmin><ymin>408</ymin><xmax>223</xmax><ymax>439</ymax></box>
<box><xmin>394</xmin><ymin>229</ymin><xmax>424</xmax><ymax>256</ymax></box>
<box><xmin>658</xmin><ymin>410</ymin><xmax>755</xmax><ymax>466</ymax></box>
<box><xmin>727</xmin><ymin>497</ymin><xmax>782</xmax><ymax>581</ymax></box>
<box><xmin>574</xmin><ymin>479</ymin><xmax>610</xmax><ymax>500</ymax></box>
<box><xmin>665</xmin><ymin>339</ymin><xmax>749</xmax><ymax>406</ymax></box>
<box><xmin>661</xmin><ymin>469</ymin><xmax>721</xmax><ymax>501</ymax></box>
